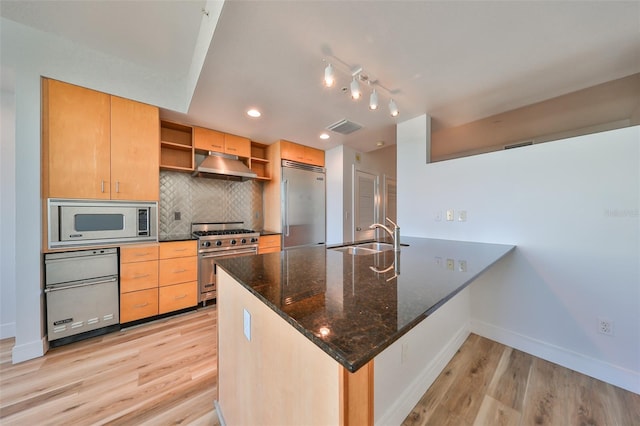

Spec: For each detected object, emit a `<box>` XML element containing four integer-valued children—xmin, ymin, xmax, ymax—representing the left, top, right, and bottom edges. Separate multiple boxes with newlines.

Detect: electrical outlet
<box><xmin>598</xmin><ymin>317</ymin><xmax>614</xmax><ymax>336</ymax></box>
<box><xmin>458</xmin><ymin>260</ymin><xmax>467</xmax><ymax>272</ymax></box>
<box><xmin>458</xmin><ymin>210</ymin><xmax>467</xmax><ymax>222</ymax></box>
<box><xmin>446</xmin><ymin>209</ymin><xmax>454</xmax><ymax>221</ymax></box>
<box><xmin>174</xmin><ymin>211</ymin><xmax>181</xmax><ymax>220</ymax></box>
<box><xmin>446</xmin><ymin>259</ymin><xmax>455</xmax><ymax>270</ymax></box>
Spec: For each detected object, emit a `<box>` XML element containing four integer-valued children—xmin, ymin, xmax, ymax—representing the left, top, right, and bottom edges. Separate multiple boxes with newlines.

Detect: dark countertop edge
<box><xmin>260</xmin><ymin>230</ymin><xmax>281</xmax><ymax>236</ymax></box>
<box><xmin>219</xmin><ymin>240</ymin><xmax>516</xmax><ymax>373</ymax></box>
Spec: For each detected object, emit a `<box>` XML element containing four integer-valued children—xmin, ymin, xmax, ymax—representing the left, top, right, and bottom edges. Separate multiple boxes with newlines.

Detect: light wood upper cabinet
<box><xmin>223</xmin><ymin>133</ymin><xmax>251</xmax><ymax>158</ymax></box>
<box><xmin>42</xmin><ymin>78</ymin><xmax>160</xmax><ymax>201</ymax></box>
<box><xmin>110</xmin><ymin>96</ymin><xmax>159</xmax><ymax>201</ymax></box>
<box><xmin>194</xmin><ymin>127</ymin><xmax>224</xmax><ymax>152</ymax></box>
<box><xmin>280</xmin><ymin>140</ymin><xmax>325</xmax><ymax>167</ymax></box>
<box><xmin>43</xmin><ymin>78</ymin><xmax>111</xmax><ymax>199</ymax></box>
<box><xmin>194</xmin><ymin>127</ymin><xmax>251</xmax><ymax>158</ymax></box>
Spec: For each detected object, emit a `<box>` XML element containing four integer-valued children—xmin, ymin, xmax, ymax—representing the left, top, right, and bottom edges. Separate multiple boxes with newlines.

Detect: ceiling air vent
<box><xmin>326</xmin><ymin>119</ymin><xmax>363</xmax><ymax>135</ymax></box>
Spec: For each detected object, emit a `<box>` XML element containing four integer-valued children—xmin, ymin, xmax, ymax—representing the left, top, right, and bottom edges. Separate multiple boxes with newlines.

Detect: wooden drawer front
<box><xmin>258</xmin><ymin>246</ymin><xmax>281</xmax><ymax>255</ymax></box>
<box><xmin>121</xmin><ymin>244</ymin><xmax>159</xmax><ymax>263</ymax></box>
<box><xmin>258</xmin><ymin>235</ymin><xmax>281</xmax><ymax>254</ymax></box>
<box><xmin>120</xmin><ymin>288</ymin><xmax>158</xmax><ymax>323</ymax></box>
<box><xmin>120</xmin><ymin>260</ymin><xmax>158</xmax><ymax>293</ymax></box>
<box><xmin>159</xmin><ymin>256</ymin><xmax>197</xmax><ymax>286</ymax></box>
<box><xmin>159</xmin><ymin>281</ymin><xmax>197</xmax><ymax>314</ymax></box>
<box><xmin>159</xmin><ymin>240</ymin><xmax>197</xmax><ymax>259</ymax></box>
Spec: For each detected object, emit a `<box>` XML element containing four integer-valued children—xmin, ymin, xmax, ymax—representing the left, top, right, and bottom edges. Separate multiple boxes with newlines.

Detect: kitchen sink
<box><xmin>330</xmin><ymin>242</ymin><xmax>394</xmax><ymax>256</ymax></box>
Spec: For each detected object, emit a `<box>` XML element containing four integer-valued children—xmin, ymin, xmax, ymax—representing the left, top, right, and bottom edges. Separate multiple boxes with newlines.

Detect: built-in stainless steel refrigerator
<box><xmin>281</xmin><ymin>160</ymin><xmax>325</xmax><ymax>249</ymax></box>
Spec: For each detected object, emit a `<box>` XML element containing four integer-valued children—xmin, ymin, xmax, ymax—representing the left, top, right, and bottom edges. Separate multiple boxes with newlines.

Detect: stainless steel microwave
<box><xmin>48</xmin><ymin>199</ymin><xmax>158</xmax><ymax>249</ymax></box>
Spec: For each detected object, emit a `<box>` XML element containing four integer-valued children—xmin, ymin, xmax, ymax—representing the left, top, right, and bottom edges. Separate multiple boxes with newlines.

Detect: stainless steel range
<box><xmin>192</xmin><ymin>222</ymin><xmax>259</xmax><ymax>304</ymax></box>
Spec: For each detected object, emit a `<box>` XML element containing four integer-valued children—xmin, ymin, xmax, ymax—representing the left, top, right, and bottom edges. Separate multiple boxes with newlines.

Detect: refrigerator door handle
<box><xmin>282</xmin><ymin>179</ymin><xmax>290</xmax><ymax>237</ymax></box>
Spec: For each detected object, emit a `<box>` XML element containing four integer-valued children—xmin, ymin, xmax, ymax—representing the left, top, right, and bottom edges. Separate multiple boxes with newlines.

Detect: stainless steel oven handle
<box><xmin>200</xmin><ymin>249</ymin><xmax>257</xmax><ymax>259</ymax></box>
<box><xmin>44</xmin><ymin>276</ymin><xmax>117</xmax><ymax>293</ymax></box>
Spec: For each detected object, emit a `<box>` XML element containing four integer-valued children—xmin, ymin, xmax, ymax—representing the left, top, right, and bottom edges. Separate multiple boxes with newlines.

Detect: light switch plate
<box><xmin>446</xmin><ymin>210</ymin><xmax>454</xmax><ymax>221</ymax></box>
<box><xmin>243</xmin><ymin>308</ymin><xmax>251</xmax><ymax>341</ymax></box>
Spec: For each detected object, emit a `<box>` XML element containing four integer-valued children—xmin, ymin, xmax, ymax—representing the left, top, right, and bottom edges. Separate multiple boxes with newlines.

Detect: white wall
<box><xmin>1</xmin><ymin>88</ymin><xmax>16</xmax><ymax>339</ymax></box>
<box><xmin>397</xmin><ymin>119</ymin><xmax>640</xmax><ymax>393</ymax></box>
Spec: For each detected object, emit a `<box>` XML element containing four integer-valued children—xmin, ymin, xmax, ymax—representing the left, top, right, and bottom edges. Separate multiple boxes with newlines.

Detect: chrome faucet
<box><xmin>370</xmin><ymin>217</ymin><xmax>400</xmax><ymax>251</ymax></box>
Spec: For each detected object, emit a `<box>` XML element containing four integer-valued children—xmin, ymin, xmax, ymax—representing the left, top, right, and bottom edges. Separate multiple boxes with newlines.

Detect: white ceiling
<box><xmin>2</xmin><ymin>0</ymin><xmax>639</xmax><ymax>153</ymax></box>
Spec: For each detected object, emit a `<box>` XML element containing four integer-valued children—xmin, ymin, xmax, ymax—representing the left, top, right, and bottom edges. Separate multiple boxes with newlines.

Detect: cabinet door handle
<box><xmin>115</xmin><ymin>181</ymin><xmax>120</xmax><ymax>193</ymax></box>
<box><xmin>101</xmin><ymin>180</ymin><xmax>105</xmax><ymax>193</ymax></box>
<box><xmin>227</xmin><ymin>147</ymin><xmax>236</xmax><ymax>151</ymax></box>
<box><xmin>135</xmin><ymin>252</ymin><xmax>151</xmax><ymax>257</ymax></box>
<box><xmin>133</xmin><ymin>274</ymin><xmax>150</xmax><ymax>279</ymax></box>
<box><xmin>173</xmin><ymin>269</ymin><xmax>186</xmax><ymax>273</ymax></box>
<box><xmin>174</xmin><ymin>294</ymin><xmax>187</xmax><ymax>300</ymax></box>
<box><xmin>134</xmin><ymin>302</ymin><xmax>149</xmax><ymax>308</ymax></box>
<box><xmin>174</xmin><ymin>248</ymin><xmax>187</xmax><ymax>252</ymax></box>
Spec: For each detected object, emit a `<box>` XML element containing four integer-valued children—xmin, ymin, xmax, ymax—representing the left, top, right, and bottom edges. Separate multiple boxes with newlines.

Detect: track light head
<box><xmin>389</xmin><ymin>99</ymin><xmax>399</xmax><ymax>117</ymax></box>
<box><xmin>350</xmin><ymin>77</ymin><xmax>361</xmax><ymax>100</ymax></box>
<box><xmin>324</xmin><ymin>63</ymin><xmax>335</xmax><ymax>88</ymax></box>
<box><xmin>369</xmin><ymin>89</ymin><xmax>378</xmax><ymax>110</ymax></box>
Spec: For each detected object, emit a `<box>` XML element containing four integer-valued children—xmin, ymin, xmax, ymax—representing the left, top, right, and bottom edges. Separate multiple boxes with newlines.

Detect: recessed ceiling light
<box><xmin>247</xmin><ymin>109</ymin><xmax>261</xmax><ymax>118</ymax></box>
<box><xmin>320</xmin><ymin>133</ymin><xmax>330</xmax><ymax>140</ymax></box>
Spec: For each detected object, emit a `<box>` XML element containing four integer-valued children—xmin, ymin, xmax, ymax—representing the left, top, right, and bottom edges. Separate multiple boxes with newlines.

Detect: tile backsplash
<box><xmin>159</xmin><ymin>171</ymin><xmax>264</xmax><ymax>236</ymax></box>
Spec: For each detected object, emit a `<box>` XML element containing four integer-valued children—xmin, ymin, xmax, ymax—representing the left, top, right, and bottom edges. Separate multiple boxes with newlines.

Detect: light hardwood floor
<box><xmin>0</xmin><ymin>307</ymin><xmax>219</xmax><ymax>425</ymax></box>
<box><xmin>402</xmin><ymin>333</ymin><xmax>640</xmax><ymax>426</ymax></box>
<box><xmin>1</xmin><ymin>307</ymin><xmax>638</xmax><ymax>425</ymax></box>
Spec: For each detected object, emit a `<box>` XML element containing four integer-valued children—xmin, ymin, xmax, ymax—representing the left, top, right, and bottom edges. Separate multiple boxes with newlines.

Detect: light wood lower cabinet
<box><xmin>120</xmin><ymin>241</ymin><xmax>197</xmax><ymax>324</ymax></box>
<box><xmin>120</xmin><ymin>288</ymin><xmax>159</xmax><ymax>323</ymax></box>
<box><xmin>258</xmin><ymin>234</ymin><xmax>282</xmax><ymax>254</ymax></box>
<box><xmin>159</xmin><ymin>281</ymin><xmax>197</xmax><ymax>314</ymax></box>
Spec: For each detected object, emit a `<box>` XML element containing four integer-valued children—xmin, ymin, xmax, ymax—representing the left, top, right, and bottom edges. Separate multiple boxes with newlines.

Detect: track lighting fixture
<box><xmin>389</xmin><ymin>99</ymin><xmax>399</xmax><ymax>117</ymax></box>
<box><xmin>324</xmin><ymin>63</ymin><xmax>335</xmax><ymax>88</ymax></box>
<box><xmin>369</xmin><ymin>89</ymin><xmax>378</xmax><ymax>110</ymax></box>
<box><xmin>322</xmin><ymin>59</ymin><xmax>399</xmax><ymax>117</ymax></box>
<box><xmin>350</xmin><ymin>77</ymin><xmax>361</xmax><ymax>100</ymax></box>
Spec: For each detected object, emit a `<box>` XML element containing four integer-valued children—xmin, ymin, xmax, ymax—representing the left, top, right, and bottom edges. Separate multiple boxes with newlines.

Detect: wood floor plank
<box><xmin>472</xmin><ymin>394</ymin><xmax>521</xmax><ymax>426</ymax></box>
<box><xmin>519</xmin><ymin>357</ymin><xmax>570</xmax><ymax>425</ymax></box>
<box><xmin>486</xmin><ymin>346</ymin><xmax>532</xmax><ymax>412</ymax></box>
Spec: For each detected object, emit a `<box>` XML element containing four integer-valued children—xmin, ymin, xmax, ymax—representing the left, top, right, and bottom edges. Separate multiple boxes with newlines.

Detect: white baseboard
<box><xmin>470</xmin><ymin>319</ymin><xmax>640</xmax><ymax>395</ymax></box>
<box><xmin>375</xmin><ymin>324</ymin><xmax>470</xmax><ymax>426</ymax></box>
<box><xmin>0</xmin><ymin>322</ymin><xmax>16</xmax><ymax>339</ymax></box>
<box><xmin>11</xmin><ymin>336</ymin><xmax>46</xmax><ymax>364</ymax></box>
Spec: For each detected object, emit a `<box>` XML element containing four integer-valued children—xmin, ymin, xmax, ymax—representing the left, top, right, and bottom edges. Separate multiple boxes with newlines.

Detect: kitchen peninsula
<box><xmin>216</xmin><ymin>237</ymin><xmax>514</xmax><ymax>425</ymax></box>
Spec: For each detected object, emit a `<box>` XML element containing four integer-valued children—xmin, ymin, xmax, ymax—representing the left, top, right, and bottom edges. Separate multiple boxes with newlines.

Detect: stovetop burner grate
<box><xmin>193</xmin><ymin>229</ymin><xmax>256</xmax><ymax>237</ymax></box>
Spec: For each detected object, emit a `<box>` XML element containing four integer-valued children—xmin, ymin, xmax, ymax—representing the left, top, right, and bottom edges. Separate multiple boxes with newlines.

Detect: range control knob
<box><xmin>203</xmin><ymin>241</ymin><xmax>211</xmax><ymax>248</ymax></box>
<box><xmin>251</xmin><ymin>237</ymin><xmax>258</xmax><ymax>243</ymax></box>
<box><xmin>215</xmin><ymin>240</ymin><xmax>222</xmax><ymax>247</ymax></box>
<box><xmin>230</xmin><ymin>239</ymin><xmax>237</xmax><ymax>245</ymax></box>
<box><xmin>241</xmin><ymin>238</ymin><xmax>247</xmax><ymax>244</ymax></box>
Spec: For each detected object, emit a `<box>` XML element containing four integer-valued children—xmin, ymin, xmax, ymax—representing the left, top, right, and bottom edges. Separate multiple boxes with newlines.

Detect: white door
<box><xmin>353</xmin><ymin>170</ymin><xmax>378</xmax><ymax>241</ymax></box>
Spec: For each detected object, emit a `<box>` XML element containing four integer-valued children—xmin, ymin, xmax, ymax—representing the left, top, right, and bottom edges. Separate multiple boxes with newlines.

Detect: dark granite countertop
<box><xmin>159</xmin><ymin>234</ymin><xmax>196</xmax><ymax>242</ymax></box>
<box><xmin>260</xmin><ymin>230</ymin><xmax>281</xmax><ymax>236</ymax></box>
<box><xmin>216</xmin><ymin>237</ymin><xmax>515</xmax><ymax>372</ymax></box>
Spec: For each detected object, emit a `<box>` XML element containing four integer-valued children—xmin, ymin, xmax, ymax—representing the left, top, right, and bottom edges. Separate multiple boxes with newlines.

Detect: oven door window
<box><xmin>75</xmin><ymin>214</ymin><xmax>124</xmax><ymax>232</ymax></box>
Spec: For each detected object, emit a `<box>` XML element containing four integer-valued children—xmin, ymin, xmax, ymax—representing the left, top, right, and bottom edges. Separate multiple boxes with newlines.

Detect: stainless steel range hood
<box><xmin>192</xmin><ymin>152</ymin><xmax>257</xmax><ymax>181</ymax></box>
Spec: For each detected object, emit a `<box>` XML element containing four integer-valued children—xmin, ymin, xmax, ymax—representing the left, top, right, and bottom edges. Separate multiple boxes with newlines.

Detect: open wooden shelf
<box><xmin>160</xmin><ymin>120</ymin><xmax>194</xmax><ymax>171</ymax></box>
